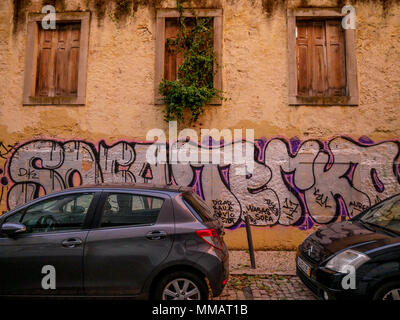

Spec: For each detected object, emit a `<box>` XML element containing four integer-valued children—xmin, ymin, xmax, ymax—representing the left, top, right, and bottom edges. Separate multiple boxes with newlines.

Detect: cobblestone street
<box><xmin>213</xmin><ymin>251</ymin><xmax>316</xmax><ymax>300</ymax></box>
<box><xmin>213</xmin><ymin>275</ymin><xmax>316</xmax><ymax>300</ymax></box>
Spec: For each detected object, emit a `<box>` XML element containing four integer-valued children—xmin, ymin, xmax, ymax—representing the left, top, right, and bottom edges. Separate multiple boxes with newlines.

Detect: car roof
<box><xmin>67</xmin><ymin>183</ymin><xmax>193</xmax><ymax>193</ymax></box>
<box><xmin>1</xmin><ymin>183</ymin><xmax>193</xmax><ymax>217</ymax></box>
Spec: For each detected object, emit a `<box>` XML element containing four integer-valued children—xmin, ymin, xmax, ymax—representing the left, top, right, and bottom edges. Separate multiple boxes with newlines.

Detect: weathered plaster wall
<box><xmin>0</xmin><ymin>0</ymin><xmax>399</xmax><ymax>249</ymax></box>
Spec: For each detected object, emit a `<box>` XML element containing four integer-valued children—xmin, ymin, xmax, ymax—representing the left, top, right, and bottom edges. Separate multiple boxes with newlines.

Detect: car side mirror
<box><xmin>1</xmin><ymin>222</ymin><xmax>27</xmax><ymax>237</ymax></box>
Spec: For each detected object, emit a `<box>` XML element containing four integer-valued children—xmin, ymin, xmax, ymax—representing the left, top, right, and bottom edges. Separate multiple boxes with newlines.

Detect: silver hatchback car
<box><xmin>0</xmin><ymin>184</ymin><xmax>229</xmax><ymax>300</ymax></box>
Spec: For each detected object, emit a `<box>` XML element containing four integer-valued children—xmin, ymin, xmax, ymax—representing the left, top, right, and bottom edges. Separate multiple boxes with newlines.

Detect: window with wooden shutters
<box><xmin>36</xmin><ymin>23</ymin><xmax>81</xmax><ymax>97</ymax></box>
<box><xmin>287</xmin><ymin>9</ymin><xmax>358</xmax><ymax>106</ymax></box>
<box><xmin>296</xmin><ymin>20</ymin><xmax>346</xmax><ymax>97</ymax></box>
<box><xmin>163</xmin><ymin>17</ymin><xmax>214</xmax><ymax>82</ymax></box>
<box><xmin>23</xmin><ymin>12</ymin><xmax>89</xmax><ymax>105</ymax></box>
<box><xmin>155</xmin><ymin>9</ymin><xmax>222</xmax><ymax>105</ymax></box>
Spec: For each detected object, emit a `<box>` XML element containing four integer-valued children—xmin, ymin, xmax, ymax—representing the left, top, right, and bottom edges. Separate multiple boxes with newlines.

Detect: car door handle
<box><xmin>146</xmin><ymin>231</ymin><xmax>167</xmax><ymax>240</ymax></box>
<box><xmin>62</xmin><ymin>238</ymin><xmax>83</xmax><ymax>248</ymax></box>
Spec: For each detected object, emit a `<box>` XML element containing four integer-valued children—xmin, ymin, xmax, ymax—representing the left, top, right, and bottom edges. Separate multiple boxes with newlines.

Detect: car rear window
<box><xmin>182</xmin><ymin>192</ymin><xmax>214</xmax><ymax>222</ymax></box>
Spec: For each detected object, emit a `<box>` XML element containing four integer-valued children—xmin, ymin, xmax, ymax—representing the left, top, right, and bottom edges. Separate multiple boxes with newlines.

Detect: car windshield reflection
<box><xmin>361</xmin><ymin>196</ymin><xmax>400</xmax><ymax>234</ymax></box>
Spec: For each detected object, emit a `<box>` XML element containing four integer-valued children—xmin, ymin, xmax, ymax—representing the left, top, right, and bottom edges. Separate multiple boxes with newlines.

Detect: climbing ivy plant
<box><xmin>159</xmin><ymin>1</ymin><xmax>224</xmax><ymax>124</ymax></box>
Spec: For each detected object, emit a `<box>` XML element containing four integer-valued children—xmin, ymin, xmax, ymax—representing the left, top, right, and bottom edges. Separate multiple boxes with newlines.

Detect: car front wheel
<box><xmin>373</xmin><ymin>281</ymin><xmax>400</xmax><ymax>300</ymax></box>
<box><xmin>154</xmin><ymin>271</ymin><xmax>209</xmax><ymax>300</ymax></box>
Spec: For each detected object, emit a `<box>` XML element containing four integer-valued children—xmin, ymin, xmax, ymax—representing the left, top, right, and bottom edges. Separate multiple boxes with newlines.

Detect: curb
<box><xmin>230</xmin><ymin>270</ymin><xmax>297</xmax><ymax>276</ymax></box>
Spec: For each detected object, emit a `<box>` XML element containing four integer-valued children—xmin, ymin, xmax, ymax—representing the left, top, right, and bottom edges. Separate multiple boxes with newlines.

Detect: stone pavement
<box><xmin>212</xmin><ymin>251</ymin><xmax>316</xmax><ymax>300</ymax></box>
<box><xmin>213</xmin><ymin>274</ymin><xmax>316</xmax><ymax>300</ymax></box>
<box><xmin>229</xmin><ymin>250</ymin><xmax>297</xmax><ymax>275</ymax></box>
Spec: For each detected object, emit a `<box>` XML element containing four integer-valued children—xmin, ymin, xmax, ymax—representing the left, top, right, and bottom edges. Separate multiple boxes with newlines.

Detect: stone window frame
<box><xmin>154</xmin><ymin>8</ymin><xmax>223</xmax><ymax>105</ymax></box>
<box><xmin>23</xmin><ymin>12</ymin><xmax>90</xmax><ymax>106</ymax></box>
<box><xmin>287</xmin><ymin>8</ymin><xmax>358</xmax><ymax>106</ymax></box>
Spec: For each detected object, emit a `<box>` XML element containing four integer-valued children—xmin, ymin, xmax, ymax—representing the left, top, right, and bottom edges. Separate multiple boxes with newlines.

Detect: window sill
<box><xmin>289</xmin><ymin>95</ymin><xmax>358</xmax><ymax>106</ymax></box>
<box><xmin>23</xmin><ymin>96</ymin><xmax>85</xmax><ymax>106</ymax></box>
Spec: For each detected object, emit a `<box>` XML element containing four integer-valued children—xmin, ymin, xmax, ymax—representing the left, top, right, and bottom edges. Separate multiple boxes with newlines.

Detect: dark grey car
<box><xmin>0</xmin><ymin>184</ymin><xmax>229</xmax><ymax>300</ymax></box>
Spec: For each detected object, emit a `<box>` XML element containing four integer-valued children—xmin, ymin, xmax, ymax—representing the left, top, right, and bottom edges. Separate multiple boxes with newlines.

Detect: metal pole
<box><xmin>244</xmin><ymin>214</ymin><xmax>256</xmax><ymax>269</ymax></box>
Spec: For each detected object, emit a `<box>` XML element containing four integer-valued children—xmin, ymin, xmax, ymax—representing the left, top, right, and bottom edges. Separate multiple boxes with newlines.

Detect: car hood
<box><xmin>299</xmin><ymin>221</ymin><xmax>400</xmax><ymax>264</ymax></box>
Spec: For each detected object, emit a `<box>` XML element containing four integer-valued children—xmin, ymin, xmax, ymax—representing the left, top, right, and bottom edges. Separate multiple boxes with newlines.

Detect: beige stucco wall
<box><xmin>0</xmin><ymin>0</ymin><xmax>399</xmax><ymax>249</ymax></box>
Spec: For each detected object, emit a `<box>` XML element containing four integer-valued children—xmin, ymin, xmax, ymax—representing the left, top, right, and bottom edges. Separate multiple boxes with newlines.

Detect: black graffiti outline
<box><xmin>2</xmin><ymin>136</ymin><xmax>400</xmax><ymax>229</ymax></box>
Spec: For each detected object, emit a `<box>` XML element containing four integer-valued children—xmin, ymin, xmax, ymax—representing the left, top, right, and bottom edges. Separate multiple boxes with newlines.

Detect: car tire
<box><xmin>373</xmin><ymin>280</ymin><xmax>400</xmax><ymax>300</ymax></box>
<box><xmin>154</xmin><ymin>271</ymin><xmax>209</xmax><ymax>300</ymax></box>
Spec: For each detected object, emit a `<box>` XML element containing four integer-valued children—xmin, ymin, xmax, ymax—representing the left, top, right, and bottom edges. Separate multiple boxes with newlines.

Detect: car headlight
<box><xmin>325</xmin><ymin>249</ymin><xmax>370</xmax><ymax>273</ymax></box>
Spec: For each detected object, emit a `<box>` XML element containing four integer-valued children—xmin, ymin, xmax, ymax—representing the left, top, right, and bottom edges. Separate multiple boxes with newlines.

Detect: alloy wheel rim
<box><xmin>162</xmin><ymin>278</ymin><xmax>201</xmax><ymax>300</ymax></box>
<box><xmin>383</xmin><ymin>288</ymin><xmax>400</xmax><ymax>300</ymax></box>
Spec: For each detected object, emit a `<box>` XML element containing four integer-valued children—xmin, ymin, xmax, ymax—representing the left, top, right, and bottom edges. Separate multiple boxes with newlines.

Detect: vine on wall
<box><xmin>159</xmin><ymin>0</ymin><xmax>224</xmax><ymax>123</ymax></box>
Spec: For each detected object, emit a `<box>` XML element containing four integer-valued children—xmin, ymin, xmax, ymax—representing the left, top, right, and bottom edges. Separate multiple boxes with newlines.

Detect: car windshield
<box><xmin>360</xmin><ymin>195</ymin><xmax>400</xmax><ymax>234</ymax></box>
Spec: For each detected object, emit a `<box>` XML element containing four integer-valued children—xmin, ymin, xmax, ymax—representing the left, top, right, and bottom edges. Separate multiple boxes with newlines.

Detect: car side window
<box><xmin>100</xmin><ymin>193</ymin><xmax>164</xmax><ymax>228</ymax></box>
<box><xmin>18</xmin><ymin>193</ymin><xmax>94</xmax><ymax>234</ymax></box>
<box><xmin>4</xmin><ymin>210</ymin><xmax>24</xmax><ymax>224</ymax></box>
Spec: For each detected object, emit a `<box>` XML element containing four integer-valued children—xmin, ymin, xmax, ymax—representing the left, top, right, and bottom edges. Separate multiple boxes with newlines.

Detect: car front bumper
<box><xmin>296</xmin><ymin>253</ymin><xmax>368</xmax><ymax>300</ymax></box>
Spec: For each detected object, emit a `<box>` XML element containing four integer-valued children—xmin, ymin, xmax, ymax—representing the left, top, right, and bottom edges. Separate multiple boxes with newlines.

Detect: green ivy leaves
<box><xmin>160</xmin><ymin>81</ymin><xmax>217</xmax><ymax>122</ymax></box>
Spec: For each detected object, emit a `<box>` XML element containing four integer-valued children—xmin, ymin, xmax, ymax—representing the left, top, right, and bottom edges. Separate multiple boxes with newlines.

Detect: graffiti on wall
<box><xmin>0</xmin><ymin>142</ymin><xmax>16</xmax><ymax>212</ymax></box>
<box><xmin>0</xmin><ymin>136</ymin><xmax>399</xmax><ymax>230</ymax></box>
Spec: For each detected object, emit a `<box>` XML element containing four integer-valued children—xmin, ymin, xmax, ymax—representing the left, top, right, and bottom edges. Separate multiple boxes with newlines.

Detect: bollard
<box><xmin>244</xmin><ymin>214</ymin><xmax>256</xmax><ymax>269</ymax></box>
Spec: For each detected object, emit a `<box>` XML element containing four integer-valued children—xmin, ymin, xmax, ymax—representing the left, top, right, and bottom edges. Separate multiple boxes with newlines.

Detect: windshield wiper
<box><xmin>358</xmin><ymin>219</ymin><xmax>376</xmax><ymax>232</ymax></box>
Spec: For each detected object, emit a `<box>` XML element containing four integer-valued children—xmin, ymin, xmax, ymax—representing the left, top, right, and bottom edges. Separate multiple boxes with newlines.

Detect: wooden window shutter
<box><xmin>296</xmin><ymin>22</ymin><xmax>310</xmax><ymax>96</ymax></box>
<box><xmin>296</xmin><ymin>19</ymin><xmax>346</xmax><ymax>97</ymax></box>
<box><xmin>164</xmin><ymin>18</ymin><xmax>183</xmax><ymax>81</ymax></box>
<box><xmin>326</xmin><ymin>20</ymin><xmax>346</xmax><ymax>96</ymax></box>
<box><xmin>68</xmin><ymin>24</ymin><xmax>81</xmax><ymax>96</ymax></box>
<box><xmin>311</xmin><ymin>21</ymin><xmax>328</xmax><ymax>96</ymax></box>
<box><xmin>36</xmin><ymin>29</ymin><xmax>55</xmax><ymax>96</ymax></box>
<box><xmin>36</xmin><ymin>22</ymin><xmax>81</xmax><ymax>97</ymax></box>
